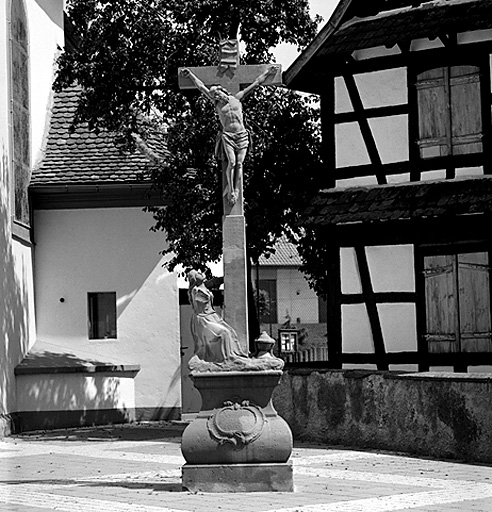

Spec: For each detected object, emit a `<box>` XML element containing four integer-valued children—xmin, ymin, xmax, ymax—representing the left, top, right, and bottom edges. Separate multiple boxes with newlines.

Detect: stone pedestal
<box><xmin>182</xmin><ymin>463</ymin><xmax>293</xmax><ymax>493</ymax></box>
<box><xmin>181</xmin><ymin>370</ymin><xmax>294</xmax><ymax>492</ymax></box>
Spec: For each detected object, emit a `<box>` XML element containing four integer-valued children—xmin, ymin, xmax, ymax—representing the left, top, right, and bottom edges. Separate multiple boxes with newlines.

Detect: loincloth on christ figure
<box><xmin>214</xmin><ymin>130</ymin><xmax>250</xmax><ymax>162</ymax></box>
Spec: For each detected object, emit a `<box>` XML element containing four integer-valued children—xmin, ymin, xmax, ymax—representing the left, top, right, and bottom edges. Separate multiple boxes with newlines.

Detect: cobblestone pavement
<box><xmin>1</xmin><ymin>422</ymin><xmax>492</xmax><ymax>511</ymax></box>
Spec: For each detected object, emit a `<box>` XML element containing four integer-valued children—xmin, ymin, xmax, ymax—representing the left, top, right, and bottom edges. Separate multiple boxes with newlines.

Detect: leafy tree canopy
<box><xmin>56</xmin><ymin>0</ymin><xmax>324</xmax><ymax>276</ymax></box>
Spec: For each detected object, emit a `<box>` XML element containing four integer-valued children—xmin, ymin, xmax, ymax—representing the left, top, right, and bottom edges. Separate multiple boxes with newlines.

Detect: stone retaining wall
<box><xmin>273</xmin><ymin>368</ymin><xmax>492</xmax><ymax>463</ymax></box>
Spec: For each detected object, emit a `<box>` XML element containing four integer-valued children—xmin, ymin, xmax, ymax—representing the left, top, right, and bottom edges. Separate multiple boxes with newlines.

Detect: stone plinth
<box><xmin>181</xmin><ymin>370</ymin><xmax>293</xmax><ymax>492</ymax></box>
<box><xmin>182</xmin><ymin>463</ymin><xmax>293</xmax><ymax>493</ymax></box>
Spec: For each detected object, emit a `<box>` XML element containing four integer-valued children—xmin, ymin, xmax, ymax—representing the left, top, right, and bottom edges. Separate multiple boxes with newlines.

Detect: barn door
<box><xmin>423</xmin><ymin>251</ymin><xmax>492</xmax><ymax>354</ymax></box>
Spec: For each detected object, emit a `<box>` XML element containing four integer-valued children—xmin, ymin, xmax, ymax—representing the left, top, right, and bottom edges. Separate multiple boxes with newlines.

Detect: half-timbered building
<box><xmin>285</xmin><ymin>0</ymin><xmax>492</xmax><ymax>372</ymax></box>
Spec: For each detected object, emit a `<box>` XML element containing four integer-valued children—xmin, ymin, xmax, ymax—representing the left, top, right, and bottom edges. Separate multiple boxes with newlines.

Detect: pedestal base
<box><xmin>182</xmin><ymin>463</ymin><xmax>294</xmax><ymax>493</ymax></box>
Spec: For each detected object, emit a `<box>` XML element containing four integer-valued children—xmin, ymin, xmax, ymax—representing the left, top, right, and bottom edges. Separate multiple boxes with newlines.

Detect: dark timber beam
<box><xmin>438</xmin><ymin>33</ymin><xmax>457</xmax><ymax>48</ymax></box>
<box><xmin>343</xmin><ymin>69</ymin><xmax>387</xmax><ymax>185</ymax></box>
<box><xmin>354</xmin><ymin>246</ymin><xmax>388</xmax><ymax>370</ymax></box>
<box><xmin>326</xmin><ymin>244</ymin><xmax>342</xmax><ymax>369</ymax></box>
<box><xmin>397</xmin><ymin>41</ymin><xmax>411</xmax><ymax>55</ymax></box>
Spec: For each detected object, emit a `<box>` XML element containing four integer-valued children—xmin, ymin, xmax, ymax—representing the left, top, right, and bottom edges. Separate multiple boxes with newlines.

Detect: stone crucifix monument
<box><xmin>179</xmin><ymin>39</ymin><xmax>282</xmax><ymax>353</ymax></box>
<box><xmin>177</xmin><ymin>40</ymin><xmax>293</xmax><ymax>493</ymax></box>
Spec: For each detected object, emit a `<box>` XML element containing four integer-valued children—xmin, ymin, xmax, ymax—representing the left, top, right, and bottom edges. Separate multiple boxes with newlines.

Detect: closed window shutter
<box><xmin>416</xmin><ymin>65</ymin><xmax>483</xmax><ymax>159</ymax></box>
<box><xmin>424</xmin><ymin>252</ymin><xmax>492</xmax><ymax>354</ymax></box>
<box><xmin>416</xmin><ymin>68</ymin><xmax>451</xmax><ymax>159</ymax></box>
<box><xmin>458</xmin><ymin>253</ymin><xmax>492</xmax><ymax>352</ymax></box>
<box><xmin>450</xmin><ymin>66</ymin><xmax>483</xmax><ymax>155</ymax></box>
<box><xmin>424</xmin><ymin>255</ymin><xmax>458</xmax><ymax>353</ymax></box>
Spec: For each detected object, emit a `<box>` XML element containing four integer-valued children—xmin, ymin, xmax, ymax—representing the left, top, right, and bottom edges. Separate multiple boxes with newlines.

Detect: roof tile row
<box><xmin>304</xmin><ymin>176</ymin><xmax>492</xmax><ymax>226</ymax></box>
<box><xmin>32</xmin><ymin>86</ymin><xmax>168</xmax><ymax>186</ymax></box>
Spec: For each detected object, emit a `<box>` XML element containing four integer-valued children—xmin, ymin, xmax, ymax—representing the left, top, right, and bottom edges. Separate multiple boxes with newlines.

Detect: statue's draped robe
<box><xmin>190</xmin><ymin>284</ymin><xmax>249</xmax><ymax>363</ymax></box>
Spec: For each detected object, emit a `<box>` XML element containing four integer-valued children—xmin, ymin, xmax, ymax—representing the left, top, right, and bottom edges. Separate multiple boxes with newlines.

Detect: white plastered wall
<box><xmin>33</xmin><ymin>207</ymin><xmax>181</xmax><ymax>416</ymax></box>
<box><xmin>28</xmin><ymin>0</ymin><xmax>64</xmax><ymax>167</ymax></box>
<box><xmin>1</xmin><ymin>0</ymin><xmax>63</xmax><ymax>427</ymax></box>
<box><xmin>340</xmin><ymin>245</ymin><xmax>417</xmax><ymax>356</ymax></box>
<box><xmin>337</xmin><ymin>38</ymin><xmax>492</xmax><ymax>189</ymax></box>
<box><xmin>335</xmin><ymin>67</ymin><xmax>409</xmax><ymax>189</ymax></box>
<box><xmin>16</xmin><ymin>373</ymin><xmax>136</xmax><ymax>413</ymax></box>
<box><xmin>275</xmin><ymin>268</ymin><xmax>319</xmax><ymax>324</ymax></box>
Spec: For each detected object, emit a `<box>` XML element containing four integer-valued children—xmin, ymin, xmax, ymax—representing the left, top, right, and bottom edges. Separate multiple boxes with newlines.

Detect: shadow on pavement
<box><xmin>13</xmin><ymin>421</ymin><xmax>187</xmax><ymax>443</ymax></box>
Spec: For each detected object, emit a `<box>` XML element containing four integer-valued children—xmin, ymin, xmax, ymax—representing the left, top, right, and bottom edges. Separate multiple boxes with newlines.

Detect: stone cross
<box><xmin>178</xmin><ymin>40</ymin><xmax>282</xmax><ymax>353</ymax></box>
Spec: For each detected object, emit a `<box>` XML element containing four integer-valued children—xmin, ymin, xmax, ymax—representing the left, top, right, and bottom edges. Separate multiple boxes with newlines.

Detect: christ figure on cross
<box><xmin>180</xmin><ymin>65</ymin><xmax>278</xmax><ymax>205</ymax></box>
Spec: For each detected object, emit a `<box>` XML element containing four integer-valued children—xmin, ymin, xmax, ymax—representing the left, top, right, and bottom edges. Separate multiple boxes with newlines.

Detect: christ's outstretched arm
<box><xmin>235</xmin><ymin>65</ymin><xmax>279</xmax><ymax>101</ymax></box>
<box><xmin>180</xmin><ymin>68</ymin><xmax>212</xmax><ymax>100</ymax></box>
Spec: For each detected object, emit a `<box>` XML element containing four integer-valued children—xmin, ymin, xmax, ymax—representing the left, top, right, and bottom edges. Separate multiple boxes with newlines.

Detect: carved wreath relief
<box><xmin>207</xmin><ymin>400</ymin><xmax>266</xmax><ymax>447</ymax></box>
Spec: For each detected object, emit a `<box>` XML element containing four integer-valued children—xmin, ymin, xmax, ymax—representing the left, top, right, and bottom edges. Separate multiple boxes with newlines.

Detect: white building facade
<box><xmin>1</xmin><ymin>1</ymin><xmax>181</xmax><ymax>435</ymax></box>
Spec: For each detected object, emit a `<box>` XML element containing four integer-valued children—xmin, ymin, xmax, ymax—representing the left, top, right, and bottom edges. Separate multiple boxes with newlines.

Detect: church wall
<box><xmin>33</xmin><ymin>207</ymin><xmax>181</xmax><ymax>420</ymax></box>
<box><xmin>0</xmin><ymin>3</ymin><xmax>11</xmax><ymax>427</ymax></box>
<box><xmin>1</xmin><ymin>0</ymin><xmax>62</xmax><ymax>434</ymax></box>
<box><xmin>27</xmin><ymin>0</ymin><xmax>64</xmax><ymax>167</ymax></box>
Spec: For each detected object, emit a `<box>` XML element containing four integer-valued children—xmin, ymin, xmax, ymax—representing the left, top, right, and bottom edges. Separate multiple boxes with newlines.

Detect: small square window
<box><xmin>279</xmin><ymin>329</ymin><xmax>298</xmax><ymax>353</ymax></box>
<box><xmin>88</xmin><ymin>292</ymin><xmax>117</xmax><ymax>339</ymax></box>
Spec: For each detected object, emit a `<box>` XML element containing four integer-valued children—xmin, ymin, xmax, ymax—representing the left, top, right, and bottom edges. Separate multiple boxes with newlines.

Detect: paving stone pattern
<box><xmin>0</xmin><ymin>423</ymin><xmax>491</xmax><ymax>511</ymax></box>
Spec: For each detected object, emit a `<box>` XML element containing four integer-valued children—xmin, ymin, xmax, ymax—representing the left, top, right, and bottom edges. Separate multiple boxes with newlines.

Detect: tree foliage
<box><xmin>55</xmin><ymin>0</ymin><xmax>324</xmax><ymax>276</ymax></box>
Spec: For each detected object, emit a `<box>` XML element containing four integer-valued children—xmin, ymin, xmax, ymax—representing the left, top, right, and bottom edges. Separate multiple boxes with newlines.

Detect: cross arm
<box><xmin>178</xmin><ymin>64</ymin><xmax>283</xmax><ymax>95</ymax></box>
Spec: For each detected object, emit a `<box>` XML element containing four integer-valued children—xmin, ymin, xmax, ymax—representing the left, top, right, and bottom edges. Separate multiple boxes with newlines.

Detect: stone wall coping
<box><xmin>192</xmin><ymin>370</ymin><xmax>284</xmax><ymax>379</ymax></box>
<box><xmin>384</xmin><ymin>371</ymin><xmax>492</xmax><ymax>383</ymax></box>
<box><xmin>15</xmin><ymin>363</ymin><xmax>141</xmax><ymax>376</ymax></box>
<box><xmin>285</xmin><ymin>368</ymin><xmax>492</xmax><ymax>383</ymax></box>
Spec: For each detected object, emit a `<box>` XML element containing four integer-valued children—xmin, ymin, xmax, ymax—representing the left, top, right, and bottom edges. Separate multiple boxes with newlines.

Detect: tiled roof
<box><xmin>286</xmin><ymin>0</ymin><xmax>492</xmax><ymax>92</ymax></box>
<box><xmin>303</xmin><ymin>176</ymin><xmax>492</xmax><ymax>226</ymax></box>
<box><xmin>259</xmin><ymin>236</ymin><xmax>302</xmax><ymax>266</ymax></box>
<box><xmin>32</xmin><ymin>87</ymin><xmax>168</xmax><ymax>186</ymax></box>
<box><xmin>322</xmin><ymin>0</ymin><xmax>492</xmax><ymax>57</ymax></box>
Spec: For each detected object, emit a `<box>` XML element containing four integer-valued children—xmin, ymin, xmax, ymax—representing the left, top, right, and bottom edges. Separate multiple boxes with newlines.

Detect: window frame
<box><xmin>258</xmin><ymin>279</ymin><xmax>278</xmax><ymax>324</ymax></box>
<box><xmin>409</xmin><ymin>54</ymin><xmax>491</xmax><ymax>177</ymax></box>
<box><xmin>87</xmin><ymin>292</ymin><xmax>118</xmax><ymax>340</ymax></box>
<box><xmin>8</xmin><ymin>0</ymin><xmax>32</xmax><ymax>238</ymax></box>
<box><xmin>417</xmin><ymin>242</ymin><xmax>492</xmax><ymax>357</ymax></box>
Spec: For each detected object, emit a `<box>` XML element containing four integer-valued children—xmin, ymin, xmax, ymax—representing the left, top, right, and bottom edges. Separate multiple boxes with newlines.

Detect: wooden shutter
<box><xmin>458</xmin><ymin>252</ymin><xmax>492</xmax><ymax>352</ymax></box>
<box><xmin>416</xmin><ymin>68</ymin><xmax>451</xmax><ymax>159</ymax></box>
<box><xmin>424</xmin><ymin>255</ymin><xmax>458</xmax><ymax>353</ymax></box>
<box><xmin>450</xmin><ymin>66</ymin><xmax>483</xmax><ymax>155</ymax></box>
<box><xmin>416</xmin><ymin>65</ymin><xmax>483</xmax><ymax>159</ymax></box>
<box><xmin>424</xmin><ymin>252</ymin><xmax>492</xmax><ymax>354</ymax></box>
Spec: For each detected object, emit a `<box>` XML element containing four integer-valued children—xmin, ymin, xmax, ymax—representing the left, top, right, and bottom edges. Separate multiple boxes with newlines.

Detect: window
<box><xmin>423</xmin><ymin>251</ymin><xmax>491</xmax><ymax>353</ymax></box>
<box><xmin>88</xmin><ymin>292</ymin><xmax>117</xmax><ymax>339</ymax></box>
<box><xmin>9</xmin><ymin>0</ymin><xmax>31</xmax><ymax>225</ymax></box>
<box><xmin>258</xmin><ymin>279</ymin><xmax>278</xmax><ymax>324</ymax></box>
<box><xmin>416</xmin><ymin>65</ymin><xmax>483</xmax><ymax>159</ymax></box>
<box><xmin>318</xmin><ymin>295</ymin><xmax>328</xmax><ymax>324</ymax></box>
<box><xmin>279</xmin><ymin>329</ymin><xmax>298</xmax><ymax>353</ymax></box>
